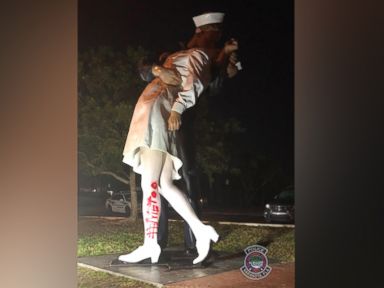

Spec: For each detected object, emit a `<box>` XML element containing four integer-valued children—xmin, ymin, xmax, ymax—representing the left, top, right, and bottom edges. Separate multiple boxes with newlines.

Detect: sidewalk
<box><xmin>202</xmin><ymin>206</ymin><xmax>265</xmax><ymax>216</ymax></box>
<box><xmin>165</xmin><ymin>262</ymin><xmax>294</xmax><ymax>288</ymax></box>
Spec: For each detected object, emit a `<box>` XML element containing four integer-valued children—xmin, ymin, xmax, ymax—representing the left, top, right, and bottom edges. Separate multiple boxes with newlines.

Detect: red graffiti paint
<box><xmin>146</xmin><ymin>195</ymin><xmax>155</xmax><ymax>207</ymax></box>
<box><xmin>145</xmin><ymin>181</ymin><xmax>160</xmax><ymax>239</ymax></box>
<box><xmin>151</xmin><ymin>182</ymin><xmax>158</xmax><ymax>189</ymax></box>
<box><xmin>151</xmin><ymin>205</ymin><xmax>159</xmax><ymax>213</ymax></box>
<box><xmin>145</xmin><ymin>226</ymin><xmax>158</xmax><ymax>239</ymax></box>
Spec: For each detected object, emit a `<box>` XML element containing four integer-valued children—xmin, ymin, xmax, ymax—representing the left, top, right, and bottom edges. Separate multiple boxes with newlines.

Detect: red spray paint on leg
<box><xmin>145</xmin><ymin>181</ymin><xmax>160</xmax><ymax>239</ymax></box>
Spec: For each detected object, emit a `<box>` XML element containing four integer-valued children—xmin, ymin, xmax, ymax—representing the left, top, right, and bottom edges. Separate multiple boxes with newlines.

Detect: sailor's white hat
<box><xmin>192</xmin><ymin>12</ymin><xmax>225</xmax><ymax>28</ymax></box>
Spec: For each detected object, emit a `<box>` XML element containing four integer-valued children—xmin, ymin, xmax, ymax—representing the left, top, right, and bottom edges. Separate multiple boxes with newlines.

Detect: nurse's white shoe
<box><xmin>193</xmin><ymin>225</ymin><xmax>219</xmax><ymax>264</ymax></box>
<box><xmin>118</xmin><ymin>243</ymin><xmax>161</xmax><ymax>263</ymax></box>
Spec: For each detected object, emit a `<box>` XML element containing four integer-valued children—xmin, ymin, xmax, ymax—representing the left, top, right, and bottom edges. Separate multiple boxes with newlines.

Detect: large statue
<box><xmin>119</xmin><ymin>12</ymin><xmax>238</xmax><ymax>265</ymax></box>
<box><xmin>137</xmin><ymin>24</ymin><xmax>240</xmax><ymax>256</ymax></box>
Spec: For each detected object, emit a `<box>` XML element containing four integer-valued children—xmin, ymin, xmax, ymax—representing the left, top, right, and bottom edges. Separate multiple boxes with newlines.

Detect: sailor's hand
<box><xmin>224</xmin><ymin>38</ymin><xmax>239</xmax><ymax>55</ymax></box>
<box><xmin>226</xmin><ymin>52</ymin><xmax>239</xmax><ymax>78</ymax></box>
<box><xmin>168</xmin><ymin>110</ymin><xmax>182</xmax><ymax>131</ymax></box>
<box><xmin>152</xmin><ymin>65</ymin><xmax>181</xmax><ymax>86</ymax></box>
<box><xmin>229</xmin><ymin>52</ymin><xmax>238</xmax><ymax>65</ymax></box>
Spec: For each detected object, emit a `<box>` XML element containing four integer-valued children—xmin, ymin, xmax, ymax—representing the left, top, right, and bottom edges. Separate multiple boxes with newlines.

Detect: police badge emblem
<box><xmin>240</xmin><ymin>245</ymin><xmax>272</xmax><ymax>280</ymax></box>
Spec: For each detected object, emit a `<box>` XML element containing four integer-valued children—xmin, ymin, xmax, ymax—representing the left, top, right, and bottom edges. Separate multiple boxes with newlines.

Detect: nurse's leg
<box><xmin>159</xmin><ymin>154</ymin><xmax>219</xmax><ymax>264</ymax></box>
<box><xmin>118</xmin><ymin>147</ymin><xmax>165</xmax><ymax>263</ymax></box>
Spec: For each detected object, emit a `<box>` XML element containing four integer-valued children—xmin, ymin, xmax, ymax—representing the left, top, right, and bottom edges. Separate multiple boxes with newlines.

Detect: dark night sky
<box><xmin>78</xmin><ymin>0</ymin><xmax>293</xmax><ymax>178</ymax></box>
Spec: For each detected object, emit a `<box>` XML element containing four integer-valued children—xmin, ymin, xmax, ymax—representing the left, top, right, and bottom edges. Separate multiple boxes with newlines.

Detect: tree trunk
<box><xmin>128</xmin><ymin>168</ymin><xmax>138</xmax><ymax>222</ymax></box>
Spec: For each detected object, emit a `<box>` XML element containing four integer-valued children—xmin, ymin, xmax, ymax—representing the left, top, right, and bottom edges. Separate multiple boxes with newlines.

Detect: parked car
<box><xmin>105</xmin><ymin>190</ymin><xmax>132</xmax><ymax>216</ymax></box>
<box><xmin>264</xmin><ymin>187</ymin><xmax>294</xmax><ymax>223</ymax></box>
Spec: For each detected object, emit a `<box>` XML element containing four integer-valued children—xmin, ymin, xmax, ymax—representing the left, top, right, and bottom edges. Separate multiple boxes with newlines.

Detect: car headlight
<box><xmin>265</xmin><ymin>204</ymin><xmax>270</xmax><ymax>209</ymax></box>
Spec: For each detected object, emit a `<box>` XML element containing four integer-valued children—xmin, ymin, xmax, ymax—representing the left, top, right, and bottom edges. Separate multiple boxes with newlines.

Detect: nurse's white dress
<box><xmin>122</xmin><ymin>48</ymin><xmax>211</xmax><ymax>180</ymax></box>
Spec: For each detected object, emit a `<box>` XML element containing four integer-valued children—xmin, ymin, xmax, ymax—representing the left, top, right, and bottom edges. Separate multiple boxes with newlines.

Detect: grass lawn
<box><xmin>77</xmin><ymin>217</ymin><xmax>294</xmax><ymax>287</ymax></box>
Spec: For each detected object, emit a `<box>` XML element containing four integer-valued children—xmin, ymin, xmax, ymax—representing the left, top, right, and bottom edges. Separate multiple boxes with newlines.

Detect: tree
<box><xmin>78</xmin><ymin>46</ymin><xmax>149</xmax><ymax>221</ymax></box>
<box><xmin>192</xmin><ymin>94</ymin><xmax>247</xmax><ymax>206</ymax></box>
<box><xmin>193</xmin><ymin>93</ymin><xmax>286</xmax><ymax>207</ymax></box>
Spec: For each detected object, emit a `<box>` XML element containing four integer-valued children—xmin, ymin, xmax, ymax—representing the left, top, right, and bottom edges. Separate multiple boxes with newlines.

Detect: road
<box><xmin>78</xmin><ymin>192</ymin><xmax>293</xmax><ymax>224</ymax></box>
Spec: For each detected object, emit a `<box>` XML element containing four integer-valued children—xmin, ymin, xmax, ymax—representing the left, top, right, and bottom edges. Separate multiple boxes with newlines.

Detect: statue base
<box><xmin>110</xmin><ymin>248</ymin><xmax>219</xmax><ymax>269</ymax></box>
<box><xmin>78</xmin><ymin>247</ymin><xmax>247</xmax><ymax>286</ymax></box>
